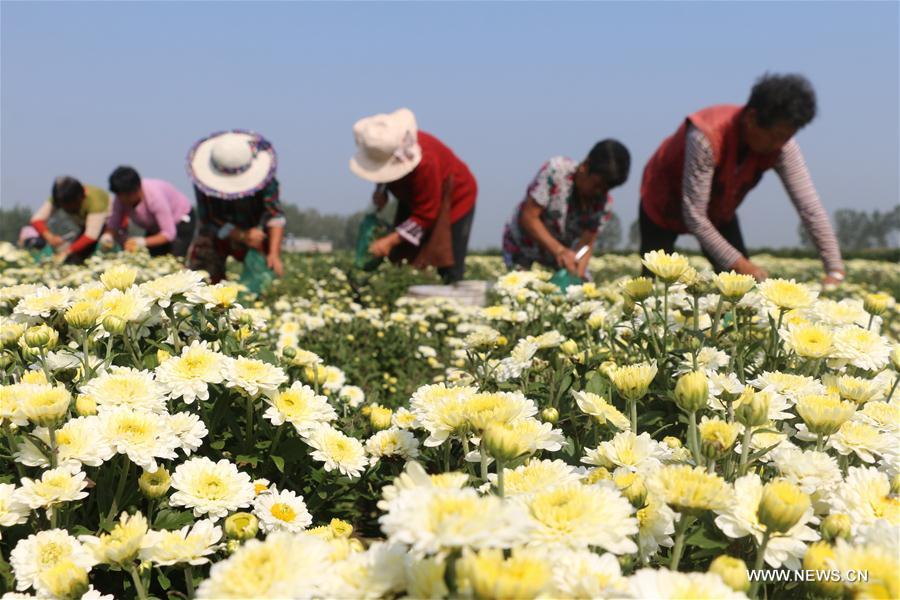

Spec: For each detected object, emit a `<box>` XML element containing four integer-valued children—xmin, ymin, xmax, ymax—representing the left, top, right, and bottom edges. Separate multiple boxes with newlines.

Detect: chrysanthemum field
<box><xmin>1</xmin><ymin>242</ymin><xmax>898</xmax><ymax>600</ymax></box>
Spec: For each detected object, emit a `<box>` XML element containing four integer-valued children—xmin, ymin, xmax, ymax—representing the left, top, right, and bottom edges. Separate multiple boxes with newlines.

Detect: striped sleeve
<box><xmin>681</xmin><ymin>126</ymin><xmax>744</xmax><ymax>269</ymax></box>
<box><xmin>774</xmin><ymin>139</ymin><xmax>844</xmax><ymax>273</ymax></box>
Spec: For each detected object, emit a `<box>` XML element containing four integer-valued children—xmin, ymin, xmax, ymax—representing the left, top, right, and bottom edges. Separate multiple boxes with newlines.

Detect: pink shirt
<box><xmin>108</xmin><ymin>179</ymin><xmax>192</xmax><ymax>242</ymax></box>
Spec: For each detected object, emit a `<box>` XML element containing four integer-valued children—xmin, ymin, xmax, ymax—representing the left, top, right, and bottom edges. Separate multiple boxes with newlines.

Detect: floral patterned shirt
<box><xmin>502</xmin><ymin>156</ymin><xmax>613</xmax><ymax>269</ymax></box>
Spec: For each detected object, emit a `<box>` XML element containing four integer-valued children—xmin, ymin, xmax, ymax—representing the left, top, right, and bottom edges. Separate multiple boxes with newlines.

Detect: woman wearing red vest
<box><xmin>640</xmin><ymin>73</ymin><xmax>845</xmax><ymax>284</ymax></box>
<box><xmin>350</xmin><ymin>108</ymin><xmax>477</xmax><ymax>283</ymax></box>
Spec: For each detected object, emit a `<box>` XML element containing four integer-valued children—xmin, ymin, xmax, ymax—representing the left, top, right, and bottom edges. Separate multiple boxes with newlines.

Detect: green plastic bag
<box><xmin>240</xmin><ymin>249</ymin><xmax>275</xmax><ymax>295</ymax></box>
<box><xmin>549</xmin><ymin>268</ymin><xmax>584</xmax><ymax>292</ymax></box>
<box><xmin>355</xmin><ymin>213</ymin><xmax>389</xmax><ymax>271</ymax></box>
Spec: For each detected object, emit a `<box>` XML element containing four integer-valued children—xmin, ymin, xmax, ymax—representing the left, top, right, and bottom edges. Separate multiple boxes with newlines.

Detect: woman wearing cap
<box><xmin>186</xmin><ymin>130</ymin><xmax>286</xmax><ymax>282</ymax></box>
<box><xmin>640</xmin><ymin>73</ymin><xmax>845</xmax><ymax>284</ymax></box>
<box><xmin>102</xmin><ymin>166</ymin><xmax>195</xmax><ymax>257</ymax></box>
<box><xmin>29</xmin><ymin>176</ymin><xmax>110</xmax><ymax>264</ymax></box>
<box><xmin>502</xmin><ymin>140</ymin><xmax>631</xmax><ymax>278</ymax></box>
<box><xmin>350</xmin><ymin>108</ymin><xmax>477</xmax><ymax>283</ymax></box>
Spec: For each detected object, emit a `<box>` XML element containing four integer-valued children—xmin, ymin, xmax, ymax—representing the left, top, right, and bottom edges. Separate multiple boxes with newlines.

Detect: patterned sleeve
<box><xmin>681</xmin><ymin>125</ymin><xmax>744</xmax><ymax>269</ymax></box>
<box><xmin>774</xmin><ymin>139</ymin><xmax>844</xmax><ymax>273</ymax></box>
<box><xmin>526</xmin><ymin>160</ymin><xmax>557</xmax><ymax>207</ymax></box>
<box><xmin>258</xmin><ymin>179</ymin><xmax>286</xmax><ymax>229</ymax></box>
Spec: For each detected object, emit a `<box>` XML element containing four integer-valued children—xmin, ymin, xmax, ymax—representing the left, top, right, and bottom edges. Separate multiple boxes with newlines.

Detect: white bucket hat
<box><xmin>187</xmin><ymin>130</ymin><xmax>277</xmax><ymax>199</ymax></box>
<box><xmin>349</xmin><ymin>108</ymin><xmax>422</xmax><ymax>183</ymax></box>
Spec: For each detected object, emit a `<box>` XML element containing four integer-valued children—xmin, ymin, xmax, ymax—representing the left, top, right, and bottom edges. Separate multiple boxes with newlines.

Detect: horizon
<box><xmin>2</xmin><ymin>1</ymin><xmax>898</xmax><ymax>250</ymax></box>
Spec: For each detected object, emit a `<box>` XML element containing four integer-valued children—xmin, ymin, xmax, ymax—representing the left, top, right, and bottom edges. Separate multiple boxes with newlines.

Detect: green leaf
<box><xmin>272</xmin><ymin>455</ymin><xmax>285</xmax><ymax>473</ymax></box>
<box><xmin>157</xmin><ymin>568</ymin><xmax>171</xmax><ymax>590</ymax></box>
<box><xmin>685</xmin><ymin>526</ymin><xmax>729</xmax><ymax>550</ymax></box>
<box><xmin>154</xmin><ymin>508</ymin><xmax>194</xmax><ymax>531</ymax></box>
<box><xmin>210</xmin><ymin>440</ymin><xmax>226</xmax><ymax>450</ymax></box>
<box><xmin>236</xmin><ymin>454</ymin><xmax>260</xmax><ymax>468</ymax></box>
<box><xmin>255</xmin><ymin>348</ymin><xmax>279</xmax><ymax>365</ymax></box>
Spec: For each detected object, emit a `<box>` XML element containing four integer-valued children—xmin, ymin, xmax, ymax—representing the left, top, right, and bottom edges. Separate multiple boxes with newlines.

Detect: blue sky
<box><xmin>2</xmin><ymin>1</ymin><xmax>897</xmax><ymax>249</ymax></box>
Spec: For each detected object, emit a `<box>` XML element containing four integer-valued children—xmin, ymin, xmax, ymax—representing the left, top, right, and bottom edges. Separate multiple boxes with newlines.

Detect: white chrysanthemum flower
<box><xmin>379</xmin><ymin>485</ymin><xmax>528</xmax><ymax>554</ymax></box>
<box><xmin>771</xmin><ymin>447</ymin><xmax>842</xmax><ymax>496</ymax></box>
<box><xmin>80</xmin><ymin>366</ymin><xmax>168</xmax><ymax>413</ymax></box>
<box><xmin>195</xmin><ymin>532</ymin><xmax>333</xmax><ymax>599</ymax></box>
<box><xmin>263</xmin><ymin>382</ymin><xmax>336</xmax><ymax>434</ymax></box>
<box><xmin>529</xmin><ymin>330</ymin><xmax>566</xmax><ymax>349</ymax></box>
<box><xmin>501</xmin><ymin>417</ymin><xmax>566</xmax><ymax>453</ymax></box>
<box><xmin>223</xmin><ymin>356</ymin><xmax>287</xmax><ymax>398</ymax></box>
<box><xmin>0</xmin><ymin>383</ymin><xmax>30</xmax><ymax>427</ymax></box>
<box><xmin>99</xmin><ymin>408</ymin><xmax>180</xmax><ymax>473</ymax></box>
<box><xmin>636</xmin><ymin>494</ymin><xmax>676</xmax><ymax>557</ymax></box>
<box><xmin>321</xmin><ymin>542</ymin><xmax>407</xmax><ymax>599</ymax></box>
<box><xmin>186</xmin><ymin>282</ymin><xmax>242</xmax><ymax>310</ymax></box>
<box><xmin>627</xmin><ymin>568</ymin><xmax>748</xmax><ymax>599</ymax></box>
<box><xmin>378</xmin><ymin>462</ymin><xmax>469</xmax><ymax>511</ymax></box>
<box><xmin>828</xmin><ymin>421</ymin><xmax>888</xmax><ymax>463</ymax></box>
<box><xmin>15</xmin><ymin>417</ymin><xmax>114</xmax><ymax>469</ymax></box>
<box><xmin>827</xmin><ymin>467</ymin><xmax>899</xmax><ymax>531</ymax></box>
<box><xmin>79</xmin><ymin>511</ymin><xmax>148</xmax><ymax>566</ymax></box>
<box><xmin>495</xmin><ymin>339</ymin><xmax>538</xmax><ymax>382</ymax></box>
<box><xmin>16</xmin><ymin>466</ymin><xmax>89</xmax><ymax>512</ymax></box>
<box><xmin>462</xmin><ymin>390</ymin><xmax>538</xmax><ymax>433</ymax></box>
<box><xmin>155</xmin><ymin>340</ymin><xmax>227</xmax><ymax>404</ymax></box>
<box><xmin>13</xmin><ymin>286</ymin><xmax>74</xmax><ymax>319</ymax></box>
<box><xmin>99</xmin><ymin>286</ymin><xmax>154</xmax><ymax>324</ymax></box>
<box><xmin>549</xmin><ymin>550</ymin><xmax>628</xmax><ymax>599</ymax></box>
<box><xmin>303</xmin><ymin>424</ymin><xmax>368</xmax><ymax>478</ymax></box>
<box><xmin>140</xmin><ymin>271</ymin><xmax>205</xmax><ymax>308</ymax></box>
<box><xmin>677</xmin><ymin>347</ymin><xmax>730</xmax><ymax>375</ymax></box>
<box><xmin>0</xmin><ymin>483</ymin><xmax>30</xmax><ymax>533</ymax></box>
<box><xmin>751</xmin><ymin>371</ymin><xmax>825</xmax><ymax>403</ymax></box>
<box><xmin>582</xmin><ymin>431</ymin><xmax>671</xmax><ymax>474</ymax></box>
<box><xmin>139</xmin><ymin>518</ymin><xmax>222</xmax><ymax>566</ymax></box>
<box><xmin>858</xmin><ymin>401</ymin><xmax>900</xmax><ymax>432</ymax></box>
<box><xmin>832</xmin><ymin>326</ymin><xmax>891</xmax><ymax>371</ymax></box>
<box><xmin>410</xmin><ymin>383</ymin><xmax>477</xmax><ymax>447</ymax></box>
<box><xmin>488</xmin><ymin>459</ymin><xmax>582</xmax><ymax>499</ymax></box>
<box><xmin>338</xmin><ymin>385</ymin><xmax>365</xmax><ymax>408</ymax></box>
<box><xmin>519</xmin><ymin>482</ymin><xmax>638</xmax><ymax>554</ymax></box>
<box><xmin>714</xmin><ymin>474</ymin><xmax>819</xmax><ymax>569</ymax></box>
<box><xmin>813</xmin><ymin>298</ymin><xmax>869</xmax><ymax>328</ymax></box>
<box><xmin>168</xmin><ymin>411</ymin><xmax>209</xmax><ymax>456</ymax></box>
<box><xmin>366</xmin><ymin>428</ymin><xmax>420</xmax><ymax>464</ymax></box>
<box><xmin>573</xmin><ymin>391</ymin><xmax>631</xmax><ymax>430</ymax></box>
<box><xmin>9</xmin><ymin>529</ymin><xmax>96</xmax><ymax>594</ymax></box>
<box><xmin>253</xmin><ymin>487</ymin><xmax>313</xmax><ymax>533</ymax></box>
<box><xmin>707</xmin><ymin>371</ymin><xmax>744</xmax><ymax>401</ymax></box>
<box><xmin>391</xmin><ymin>407</ymin><xmax>417</xmax><ymax>430</ymax></box>
<box><xmin>169</xmin><ymin>457</ymin><xmax>255</xmax><ymax>519</ymax></box>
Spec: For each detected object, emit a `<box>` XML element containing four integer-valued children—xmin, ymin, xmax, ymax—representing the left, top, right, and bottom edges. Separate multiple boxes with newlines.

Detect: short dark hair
<box><xmin>586</xmin><ymin>139</ymin><xmax>630</xmax><ymax>189</ymax></box>
<box><xmin>109</xmin><ymin>166</ymin><xmax>142</xmax><ymax>195</ymax></box>
<box><xmin>747</xmin><ymin>73</ymin><xmax>817</xmax><ymax>129</ymax></box>
<box><xmin>51</xmin><ymin>176</ymin><xmax>85</xmax><ymax>208</ymax></box>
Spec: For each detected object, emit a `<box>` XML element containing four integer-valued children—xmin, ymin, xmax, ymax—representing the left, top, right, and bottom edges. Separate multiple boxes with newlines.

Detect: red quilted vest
<box><xmin>640</xmin><ymin>105</ymin><xmax>781</xmax><ymax>233</ymax></box>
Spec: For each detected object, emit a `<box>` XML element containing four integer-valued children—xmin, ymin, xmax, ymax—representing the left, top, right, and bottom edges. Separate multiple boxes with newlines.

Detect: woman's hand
<box><xmin>45</xmin><ymin>233</ymin><xmax>64</xmax><ymax>248</ymax></box>
<box><xmin>243</xmin><ymin>228</ymin><xmax>266</xmax><ymax>251</ymax></box>
<box><xmin>369</xmin><ymin>232</ymin><xmax>402</xmax><ymax>258</ymax></box>
<box><xmin>266</xmin><ymin>253</ymin><xmax>284</xmax><ymax>277</ymax></box>
<box><xmin>556</xmin><ymin>248</ymin><xmax>578</xmax><ymax>275</ymax></box>
<box><xmin>732</xmin><ymin>256</ymin><xmax>768</xmax><ymax>281</ymax></box>
<box><xmin>123</xmin><ymin>237</ymin><xmax>146</xmax><ymax>253</ymax></box>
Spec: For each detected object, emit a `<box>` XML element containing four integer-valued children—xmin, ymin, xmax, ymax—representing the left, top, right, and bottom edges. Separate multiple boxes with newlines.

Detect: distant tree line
<box><xmin>798</xmin><ymin>206</ymin><xmax>899</xmax><ymax>251</ymax></box>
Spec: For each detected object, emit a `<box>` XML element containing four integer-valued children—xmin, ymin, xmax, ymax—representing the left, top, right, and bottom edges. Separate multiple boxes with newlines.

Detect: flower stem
<box><xmin>669</xmin><ymin>513</ymin><xmax>694</xmax><ymax>571</ymax></box>
<box><xmin>496</xmin><ymin>459</ymin><xmax>505</xmax><ymax>498</ymax></box>
<box><xmin>629</xmin><ymin>398</ymin><xmax>638</xmax><ymax>433</ymax></box>
<box><xmin>106</xmin><ymin>456</ymin><xmax>131</xmax><ymax>524</ymax></box>
<box><xmin>739</xmin><ymin>425</ymin><xmax>754</xmax><ymax>476</ymax></box>
<box><xmin>245</xmin><ymin>396</ymin><xmax>256</xmax><ymax>450</ymax></box>
<box><xmin>185</xmin><ymin>567</ymin><xmax>195</xmax><ymax>599</ymax></box>
<box><xmin>815</xmin><ymin>432</ymin><xmax>824</xmax><ymax>453</ymax></box>
<box><xmin>128</xmin><ymin>563</ymin><xmax>149</xmax><ymax>600</ymax></box>
<box><xmin>479</xmin><ymin>444</ymin><xmax>488</xmax><ymax>482</ymax></box>
<box><xmin>47</xmin><ymin>425</ymin><xmax>58</xmax><ymax>469</ymax></box>
<box><xmin>687</xmin><ymin>411</ymin><xmax>702</xmax><ymax>466</ymax></box>
<box><xmin>748</xmin><ymin>530</ymin><xmax>771</xmax><ymax>598</ymax></box>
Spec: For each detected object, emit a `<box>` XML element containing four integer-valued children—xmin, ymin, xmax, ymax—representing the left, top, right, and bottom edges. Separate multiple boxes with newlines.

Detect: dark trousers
<box><xmin>149</xmin><ymin>209</ymin><xmax>196</xmax><ymax>258</ymax></box>
<box><xmin>439</xmin><ymin>208</ymin><xmax>475</xmax><ymax>284</ymax></box>
<box><xmin>639</xmin><ymin>204</ymin><xmax>747</xmax><ymax>274</ymax></box>
<box><xmin>64</xmin><ymin>235</ymin><xmax>97</xmax><ymax>265</ymax></box>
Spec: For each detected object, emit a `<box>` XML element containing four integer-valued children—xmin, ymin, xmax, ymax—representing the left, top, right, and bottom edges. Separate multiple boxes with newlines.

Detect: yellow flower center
<box><xmin>270</xmin><ymin>502</ymin><xmax>297</xmax><ymax>522</ymax></box>
<box><xmin>197</xmin><ymin>474</ymin><xmax>227</xmax><ymax>499</ymax></box>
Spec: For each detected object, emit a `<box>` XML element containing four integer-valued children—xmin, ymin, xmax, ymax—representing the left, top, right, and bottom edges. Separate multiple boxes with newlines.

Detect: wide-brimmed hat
<box><xmin>187</xmin><ymin>130</ymin><xmax>277</xmax><ymax>199</ymax></box>
<box><xmin>349</xmin><ymin>108</ymin><xmax>422</xmax><ymax>183</ymax></box>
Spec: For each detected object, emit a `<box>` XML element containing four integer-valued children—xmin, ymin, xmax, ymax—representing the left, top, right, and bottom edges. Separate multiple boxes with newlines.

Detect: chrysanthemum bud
<box><xmin>560</xmin><ymin>340</ymin><xmax>578</xmax><ymax>356</ymax></box>
<box><xmin>863</xmin><ymin>292</ymin><xmax>890</xmax><ymax>316</ymax></box>
<box><xmin>803</xmin><ymin>542</ymin><xmax>841</xmax><ymax>597</ymax></box>
<box><xmin>674</xmin><ymin>371</ymin><xmax>708</xmax><ymax>413</ymax></box>
<box><xmin>698</xmin><ymin>417</ymin><xmax>741</xmax><ymax>460</ymax></box>
<box><xmin>64</xmin><ymin>301</ymin><xmax>101</xmax><ymax>330</ymax></box>
<box><xmin>100</xmin><ymin>264</ymin><xmax>137</xmax><ymax>291</ymax></box>
<box><xmin>735</xmin><ymin>387</ymin><xmax>769</xmax><ymax>427</ymax></box>
<box><xmin>819</xmin><ymin>513</ymin><xmax>851</xmax><ymax>543</ymax></box>
<box><xmin>282</xmin><ymin>346</ymin><xmax>297</xmax><ymax>359</ymax></box>
<box><xmin>0</xmin><ymin>352</ymin><xmax>12</xmax><ymax>369</ymax></box>
<box><xmin>369</xmin><ymin>405</ymin><xmax>393</xmax><ymax>431</ymax></box>
<box><xmin>757</xmin><ymin>480</ymin><xmax>810</xmax><ymax>534</ymax></box>
<box><xmin>622</xmin><ymin>277</ymin><xmax>654</xmax><ymax>302</ymax></box>
<box><xmin>75</xmin><ymin>394</ymin><xmax>97</xmax><ymax>417</ymax></box>
<box><xmin>613</xmin><ymin>470</ymin><xmax>648</xmax><ymax>508</ymax></box>
<box><xmin>329</xmin><ymin>518</ymin><xmax>353</xmax><ymax>539</ymax></box>
<box><xmin>1</xmin><ymin>322</ymin><xmax>25</xmax><ymax>347</ymax></box>
<box><xmin>714</xmin><ymin>271</ymin><xmax>756</xmax><ymax>300</ymax></box>
<box><xmin>138</xmin><ymin>467</ymin><xmax>171</xmax><ymax>499</ymax></box>
<box><xmin>102</xmin><ymin>315</ymin><xmax>127</xmax><ymax>335</ymax></box>
<box><xmin>583</xmin><ymin>467</ymin><xmax>611</xmax><ymax>485</ymax></box>
<box><xmin>540</xmin><ymin>407</ymin><xmax>559</xmax><ymax>424</ymax></box>
<box><xmin>39</xmin><ymin>559</ymin><xmax>89</xmax><ymax>600</ymax></box>
<box><xmin>225</xmin><ymin>512</ymin><xmax>259</xmax><ymax>541</ymax></box>
<box><xmin>24</xmin><ymin>324</ymin><xmax>58</xmax><ymax>349</ymax></box>
<box><xmin>482</xmin><ymin>423</ymin><xmax>528</xmax><ymax>462</ymax></box>
<box><xmin>662</xmin><ymin>436</ymin><xmax>682</xmax><ymax>449</ymax></box>
<box><xmin>708</xmin><ymin>555</ymin><xmax>749</xmax><ymax>592</ymax></box>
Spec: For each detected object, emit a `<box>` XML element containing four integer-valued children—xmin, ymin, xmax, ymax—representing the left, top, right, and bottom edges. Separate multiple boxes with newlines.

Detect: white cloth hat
<box><xmin>349</xmin><ymin>108</ymin><xmax>422</xmax><ymax>183</ymax></box>
<box><xmin>187</xmin><ymin>130</ymin><xmax>277</xmax><ymax>199</ymax></box>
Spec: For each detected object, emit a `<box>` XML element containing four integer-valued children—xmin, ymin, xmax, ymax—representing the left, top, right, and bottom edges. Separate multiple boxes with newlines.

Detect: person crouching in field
<box><xmin>29</xmin><ymin>176</ymin><xmax>110</xmax><ymax>264</ymax></box>
<box><xmin>101</xmin><ymin>166</ymin><xmax>196</xmax><ymax>257</ymax></box>
<box><xmin>639</xmin><ymin>73</ymin><xmax>845</xmax><ymax>284</ymax></box>
<box><xmin>502</xmin><ymin>140</ymin><xmax>631</xmax><ymax>279</ymax></box>
<box><xmin>350</xmin><ymin>108</ymin><xmax>477</xmax><ymax>284</ymax></box>
<box><xmin>186</xmin><ymin>130</ymin><xmax>286</xmax><ymax>282</ymax></box>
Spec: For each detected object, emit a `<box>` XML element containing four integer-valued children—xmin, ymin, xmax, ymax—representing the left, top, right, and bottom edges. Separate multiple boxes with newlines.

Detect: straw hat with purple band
<box><xmin>187</xmin><ymin>130</ymin><xmax>277</xmax><ymax>199</ymax></box>
<box><xmin>350</xmin><ymin>108</ymin><xmax>422</xmax><ymax>183</ymax></box>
